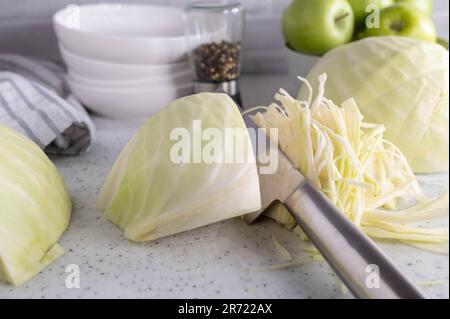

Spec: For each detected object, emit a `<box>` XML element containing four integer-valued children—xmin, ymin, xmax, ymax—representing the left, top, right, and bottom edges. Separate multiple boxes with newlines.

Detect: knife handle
<box><xmin>284</xmin><ymin>181</ymin><xmax>426</xmax><ymax>299</ymax></box>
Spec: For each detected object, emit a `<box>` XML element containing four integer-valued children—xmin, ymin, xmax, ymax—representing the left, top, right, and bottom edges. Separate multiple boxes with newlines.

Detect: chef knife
<box><xmin>243</xmin><ymin>114</ymin><xmax>425</xmax><ymax>299</ymax></box>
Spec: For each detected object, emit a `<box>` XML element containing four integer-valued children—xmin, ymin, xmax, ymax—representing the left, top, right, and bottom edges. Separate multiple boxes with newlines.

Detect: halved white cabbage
<box><xmin>98</xmin><ymin>93</ymin><xmax>261</xmax><ymax>242</ymax></box>
<box><xmin>0</xmin><ymin>125</ymin><xmax>71</xmax><ymax>286</ymax></box>
<box><xmin>299</xmin><ymin>36</ymin><xmax>449</xmax><ymax>173</ymax></box>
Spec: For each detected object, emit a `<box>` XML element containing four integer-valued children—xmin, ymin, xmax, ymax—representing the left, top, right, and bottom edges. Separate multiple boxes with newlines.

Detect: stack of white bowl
<box><xmin>53</xmin><ymin>4</ymin><xmax>193</xmax><ymax>119</ymax></box>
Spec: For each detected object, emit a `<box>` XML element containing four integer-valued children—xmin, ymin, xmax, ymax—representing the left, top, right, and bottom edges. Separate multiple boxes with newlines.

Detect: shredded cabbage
<box><xmin>249</xmin><ymin>256</ymin><xmax>311</xmax><ymax>272</ymax></box>
<box><xmin>249</xmin><ymin>74</ymin><xmax>449</xmax><ymax>252</ymax></box>
<box><xmin>417</xmin><ymin>280</ymin><xmax>443</xmax><ymax>287</ymax></box>
<box><xmin>271</xmin><ymin>235</ymin><xmax>293</xmax><ymax>262</ymax></box>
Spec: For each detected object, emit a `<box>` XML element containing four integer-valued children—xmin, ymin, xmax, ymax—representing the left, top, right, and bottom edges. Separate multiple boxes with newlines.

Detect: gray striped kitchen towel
<box><xmin>0</xmin><ymin>54</ymin><xmax>95</xmax><ymax>155</ymax></box>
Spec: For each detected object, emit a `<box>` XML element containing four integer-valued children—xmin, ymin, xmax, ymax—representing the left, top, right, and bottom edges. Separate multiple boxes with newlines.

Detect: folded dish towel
<box><xmin>0</xmin><ymin>54</ymin><xmax>95</xmax><ymax>155</ymax></box>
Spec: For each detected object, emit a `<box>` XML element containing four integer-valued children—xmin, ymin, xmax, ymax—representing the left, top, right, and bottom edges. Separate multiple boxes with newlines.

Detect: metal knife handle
<box><xmin>285</xmin><ymin>181</ymin><xmax>426</xmax><ymax>299</ymax></box>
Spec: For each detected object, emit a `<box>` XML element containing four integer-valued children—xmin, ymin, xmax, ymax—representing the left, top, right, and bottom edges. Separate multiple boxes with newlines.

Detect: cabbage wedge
<box><xmin>299</xmin><ymin>36</ymin><xmax>449</xmax><ymax>173</ymax></box>
<box><xmin>98</xmin><ymin>93</ymin><xmax>261</xmax><ymax>242</ymax></box>
<box><xmin>0</xmin><ymin>126</ymin><xmax>71</xmax><ymax>286</ymax></box>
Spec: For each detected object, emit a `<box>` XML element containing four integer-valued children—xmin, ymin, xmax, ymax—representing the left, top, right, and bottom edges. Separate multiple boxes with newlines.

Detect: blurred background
<box><xmin>0</xmin><ymin>0</ymin><xmax>448</xmax><ymax>73</ymax></box>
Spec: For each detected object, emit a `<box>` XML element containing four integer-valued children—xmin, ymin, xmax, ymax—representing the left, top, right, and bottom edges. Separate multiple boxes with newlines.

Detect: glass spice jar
<box><xmin>184</xmin><ymin>1</ymin><xmax>245</xmax><ymax>106</ymax></box>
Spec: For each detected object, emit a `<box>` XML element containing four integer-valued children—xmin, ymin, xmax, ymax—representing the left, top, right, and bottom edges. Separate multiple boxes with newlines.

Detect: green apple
<box><xmin>282</xmin><ymin>0</ymin><xmax>354</xmax><ymax>55</ymax></box>
<box><xmin>395</xmin><ymin>0</ymin><xmax>432</xmax><ymax>15</ymax></box>
<box><xmin>437</xmin><ymin>37</ymin><xmax>449</xmax><ymax>50</ymax></box>
<box><xmin>363</xmin><ymin>3</ymin><xmax>437</xmax><ymax>42</ymax></box>
<box><xmin>348</xmin><ymin>0</ymin><xmax>394</xmax><ymax>30</ymax></box>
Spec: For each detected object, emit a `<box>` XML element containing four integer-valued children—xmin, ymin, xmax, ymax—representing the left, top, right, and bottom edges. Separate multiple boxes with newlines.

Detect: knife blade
<box><xmin>243</xmin><ymin>114</ymin><xmax>425</xmax><ymax>299</ymax></box>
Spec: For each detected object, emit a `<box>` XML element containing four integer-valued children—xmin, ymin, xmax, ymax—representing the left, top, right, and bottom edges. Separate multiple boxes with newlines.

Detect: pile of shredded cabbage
<box><xmin>248</xmin><ymin>74</ymin><xmax>449</xmax><ymax>254</ymax></box>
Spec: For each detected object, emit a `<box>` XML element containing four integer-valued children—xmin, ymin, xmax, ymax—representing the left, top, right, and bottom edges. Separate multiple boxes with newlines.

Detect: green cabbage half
<box><xmin>299</xmin><ymin>36</ymin><xmax>449</xmax><ymax>173</ymax></box>
<box><xmin>0</xmin><ymin>126</ymin><xmax>71</xmax><ymax>286</ymax></box>
<box><xmin>98</xmin><ymin>93</ymin><xmax>261</xmax><ymax>242</ymax></box>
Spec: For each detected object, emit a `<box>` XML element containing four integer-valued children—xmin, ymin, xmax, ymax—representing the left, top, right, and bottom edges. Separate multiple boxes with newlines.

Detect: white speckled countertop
<box><xmin>0</xmin><ymin>75</ymin><xmax>448</xmax><ymax>299</ymax></box>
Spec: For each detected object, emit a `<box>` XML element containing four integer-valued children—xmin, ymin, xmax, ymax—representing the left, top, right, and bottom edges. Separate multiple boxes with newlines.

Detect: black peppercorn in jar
<box><xmin>193</xmin><ymin>41</ymin><xmax>241</xmax><ymax>83</ymax></box>
<box><xmin>184</xmin><ymin>2</ymin><xmax>245</xmax><ymax>106</ymax></box>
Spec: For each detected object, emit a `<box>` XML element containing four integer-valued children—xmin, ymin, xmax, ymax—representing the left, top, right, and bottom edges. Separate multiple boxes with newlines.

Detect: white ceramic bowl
<box><xmin>68</xmin><ymin>69</ymin><xmax>192</xmax><ymax>88</ymax></box>
<box><xmin>59</xmin><ymin>44</ymin><xmax>191</xmax><ymax>81</ymax></box>
<box><xmin>67</xmin><ymin>77</ymin><xmax>193</xmax><ymax>119</ymax></box>
<box><xmin>53</xmin><ymin>4</ymin><xmax>188</xmax><ymax>64</ymax></box>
